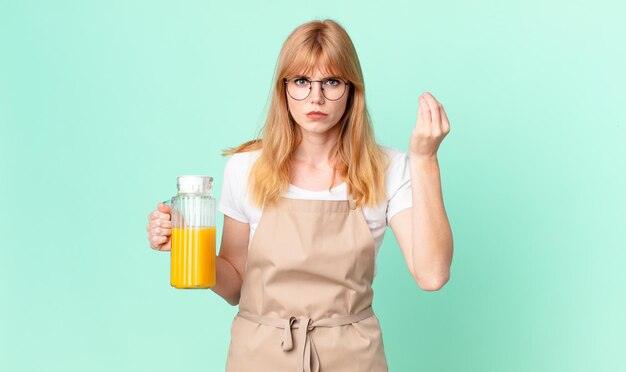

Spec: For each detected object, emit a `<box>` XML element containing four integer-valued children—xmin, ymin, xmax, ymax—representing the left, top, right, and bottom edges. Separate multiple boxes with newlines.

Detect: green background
<box><xmin>1</xmin><ymin>0</ymin><xmax>624</xmax><ymax>371</ymax></box>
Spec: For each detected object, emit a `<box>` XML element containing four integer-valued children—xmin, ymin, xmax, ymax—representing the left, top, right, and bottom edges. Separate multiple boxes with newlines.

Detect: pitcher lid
<box><xmin>177</xmin><ymin>175</ymin><xmax>213</xmax><ymax>194</ymax></box>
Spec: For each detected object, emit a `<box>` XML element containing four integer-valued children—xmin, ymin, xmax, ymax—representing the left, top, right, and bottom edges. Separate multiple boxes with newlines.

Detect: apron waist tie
<box><xmin>236</xmin><ymin>307</ymin><xmax>375</xmax><ymax>372</ymax></box>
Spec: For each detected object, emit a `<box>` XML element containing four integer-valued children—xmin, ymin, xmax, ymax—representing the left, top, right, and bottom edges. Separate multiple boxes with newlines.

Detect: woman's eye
<box><xmin>294</xmin><ymin>78</ymin><xmax>308</xmax><ymax>86</ymax></box>
<box><xmin>325</xmin><ymin>79</ymin><xmax>339</xmax><ymax>86</ymax></box>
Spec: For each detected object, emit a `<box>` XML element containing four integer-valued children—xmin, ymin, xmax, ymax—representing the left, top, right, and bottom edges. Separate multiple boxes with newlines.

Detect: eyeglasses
<box><xmin>283</xmin><ymin>77</ymin><xmax>349</xmax><ymax>101</ymax></box>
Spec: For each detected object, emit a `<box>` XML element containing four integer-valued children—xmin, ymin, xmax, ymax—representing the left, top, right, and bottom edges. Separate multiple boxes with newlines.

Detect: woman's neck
<box><xmin>293</xmin><ymin>126</ymin><xmax>340</xmax><ymax>168</ymax></box>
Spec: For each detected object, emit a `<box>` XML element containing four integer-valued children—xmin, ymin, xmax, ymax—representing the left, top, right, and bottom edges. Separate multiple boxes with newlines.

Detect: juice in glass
<box><xmin>170</xmin><ymin>226</ymin><xmax>216</xmax><ymax>289</ymax></box>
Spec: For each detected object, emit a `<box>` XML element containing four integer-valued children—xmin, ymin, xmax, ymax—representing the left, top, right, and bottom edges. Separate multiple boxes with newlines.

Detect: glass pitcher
<box><xmin>167</xmin><ymin>175</ymin><xmax>216</xmax><ymax>289</ymax></box>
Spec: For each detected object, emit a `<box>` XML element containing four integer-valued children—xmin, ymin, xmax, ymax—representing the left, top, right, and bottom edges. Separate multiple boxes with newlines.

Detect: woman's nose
<box><xmin>309</xmin><ymin>81</ymin><xmax>325</xmax><ymax>103</ymax></box>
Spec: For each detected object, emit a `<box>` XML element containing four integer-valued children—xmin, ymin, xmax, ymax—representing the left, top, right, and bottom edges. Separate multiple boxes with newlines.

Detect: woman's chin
<box><xmin>298</xmin><ymin>121</ymin><xmax>340</xmax><ymax>135</ymax></box>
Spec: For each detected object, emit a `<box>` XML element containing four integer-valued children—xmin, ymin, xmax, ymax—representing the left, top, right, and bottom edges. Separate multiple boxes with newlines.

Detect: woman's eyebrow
<box><xmin>295</xmin><ymin>75</ymin><xmax>339</xmax><ymax>79</ymax></box>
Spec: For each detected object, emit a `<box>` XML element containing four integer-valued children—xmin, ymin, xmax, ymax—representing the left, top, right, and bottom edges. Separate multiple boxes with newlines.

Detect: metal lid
<box><xmin>177</xmin><ymin>175</ymin><xmax>213</xmax><ymax>194</ymax></box>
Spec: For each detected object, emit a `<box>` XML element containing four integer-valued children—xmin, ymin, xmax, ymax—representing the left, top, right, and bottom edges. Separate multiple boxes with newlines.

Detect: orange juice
<box><xmin>170</xmin><ymin>226</ymin><xmax>216</xmax><ymax>289</ymax></box>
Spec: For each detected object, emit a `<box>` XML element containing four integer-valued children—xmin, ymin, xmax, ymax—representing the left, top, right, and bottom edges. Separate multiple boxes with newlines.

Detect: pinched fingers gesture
<box><xmin>409</xmin><ymin>92</ymin><xmax>451</xmax><ymax>158</ymax></box>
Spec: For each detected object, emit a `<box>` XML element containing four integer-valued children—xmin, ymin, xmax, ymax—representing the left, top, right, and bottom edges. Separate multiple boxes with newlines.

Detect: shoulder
<box><xmin>377</xmin><ymin>145</ymin><xmax>411</xmax><ymax>199</ymax></box>
<box><xmin>226</xmin><ymin>148</ymin><xmax>262</xmax><ymax>166</ymax></box>
<box><xmin>378</xmin><ymin>145</ymin><xmax>409</xmax><ymax>173</ymax></box>
<box><xmin>219</xmin><ymin>149</ymin><xmax>262</xmax><ymax>221</ymax></box>
<box><xmin>224</xmin><ymin>149</ymin><xmax>262</xmax><ymax>175</ymax></box>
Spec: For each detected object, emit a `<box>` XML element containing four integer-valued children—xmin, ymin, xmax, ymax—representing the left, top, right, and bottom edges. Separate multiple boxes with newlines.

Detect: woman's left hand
<box><xmin>409</xmin><ymin>92</ymin><xmax>450</xmax><ymax>158</ymax></box>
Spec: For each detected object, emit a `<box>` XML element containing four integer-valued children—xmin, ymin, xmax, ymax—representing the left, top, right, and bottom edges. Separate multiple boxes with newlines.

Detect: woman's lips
<box><xmin>306</xmin><ymin>112</ymin><xmax>328</xmax><ymax>120</ymax></box>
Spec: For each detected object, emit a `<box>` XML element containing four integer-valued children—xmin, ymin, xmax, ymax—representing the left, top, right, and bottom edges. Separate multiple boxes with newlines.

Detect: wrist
<box><xmin>409</xmin><ymin>153</ymin><xmax>438</xmax><ymax>163</ymax></box>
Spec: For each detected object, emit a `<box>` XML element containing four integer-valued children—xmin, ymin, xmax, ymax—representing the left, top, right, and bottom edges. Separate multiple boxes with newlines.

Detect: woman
<box><xmin>146</xmin><ymin>19</ymin><xmax>453</xmax><ymax>372</ymax></box>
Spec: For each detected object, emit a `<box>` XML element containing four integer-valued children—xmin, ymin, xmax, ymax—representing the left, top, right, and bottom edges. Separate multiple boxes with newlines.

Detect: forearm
<box><xmin>211</xmin><ymin>256</ymin><xmax>243</xmax><ymax>306</ymax></box>
<box><xmin>410</xmin><ymin>154</ymin><xmax>453</xmax><ymax>290</ymax></box>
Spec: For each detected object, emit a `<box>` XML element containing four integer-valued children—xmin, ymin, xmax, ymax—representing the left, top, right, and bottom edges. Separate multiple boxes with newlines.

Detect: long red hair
<box><xmin>222</xmin><ymin>19</ymin><xmax>389</xmax><ymax>208</ymax></box>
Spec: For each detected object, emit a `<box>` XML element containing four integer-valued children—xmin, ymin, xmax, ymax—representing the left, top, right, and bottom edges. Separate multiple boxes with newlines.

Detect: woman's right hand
<box><xmin>146</xmin><ymin>202</ymin><xmax>172</xmax><ymax>251</ymax></box>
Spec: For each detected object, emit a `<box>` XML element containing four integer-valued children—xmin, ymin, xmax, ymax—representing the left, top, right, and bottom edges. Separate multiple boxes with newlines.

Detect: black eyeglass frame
<box><xmin>283</xmin><ymin>77</ymin><xmax>350</xmax><ymax>101</ymax></box>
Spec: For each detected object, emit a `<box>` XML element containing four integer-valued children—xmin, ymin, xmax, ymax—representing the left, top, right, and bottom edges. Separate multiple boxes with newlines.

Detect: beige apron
<box><xmin>225</xmin><ymin>196</ymin><xmax>388</xmax><ymax>372</ymax></box>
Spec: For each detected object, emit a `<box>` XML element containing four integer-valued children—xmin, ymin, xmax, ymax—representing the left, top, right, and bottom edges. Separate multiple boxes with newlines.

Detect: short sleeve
<box><xmin>385</xmin><ymin>151</ymin><xmax>412</xmax><ymax>226</ymax></box>
<box><xmin>218</xmin><ymin>155</ymin><xmax>249</xmax><ymax>223</ymax></box>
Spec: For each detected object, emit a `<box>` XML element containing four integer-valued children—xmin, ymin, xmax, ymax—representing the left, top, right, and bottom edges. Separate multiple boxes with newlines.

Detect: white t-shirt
<box><xmin>218</xmin><ymin>145</ymin><xmax>413</xmax><ymax>277</ymax></box>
